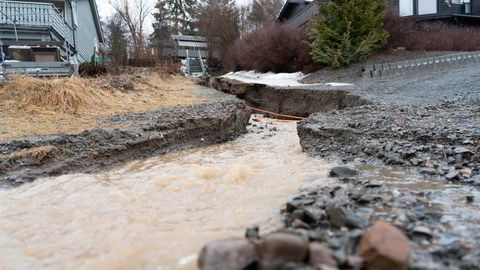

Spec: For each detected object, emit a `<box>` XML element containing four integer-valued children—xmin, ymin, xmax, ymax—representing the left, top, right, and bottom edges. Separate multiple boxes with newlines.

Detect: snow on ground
<box><xmin>222</xmin><ymin>71</ymin><xmax>307</xmax><ymax>87</ymax></box>
<box><xmin>325</xmin><ymin>82</ymin><xmax>355</xmax><ymax>87</ymax></box>
<box><xmin>222</xmin><ymin>71</ymin><xmax>354</xmax><ymax>87</ymax></box>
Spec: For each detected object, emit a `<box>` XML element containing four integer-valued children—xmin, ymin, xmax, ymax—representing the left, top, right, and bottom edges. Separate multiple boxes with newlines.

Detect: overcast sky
<box><xmin>96</xmin><ymin>0</ymin><xmax>252</xmax><ymax>33</ymax></box>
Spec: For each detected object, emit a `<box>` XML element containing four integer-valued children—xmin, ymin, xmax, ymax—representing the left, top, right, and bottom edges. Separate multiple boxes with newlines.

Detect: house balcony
<box><xmin>0</xmin><ymin>1</ymin><xmax>75</xmax><ymax>54</ymax></box>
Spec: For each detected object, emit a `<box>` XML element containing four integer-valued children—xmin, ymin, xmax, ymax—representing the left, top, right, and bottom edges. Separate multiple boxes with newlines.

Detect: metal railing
<box><xmin>0</xmin><ymin>1</ymin><xmax>74</xmax><ymax>49</ymax></box>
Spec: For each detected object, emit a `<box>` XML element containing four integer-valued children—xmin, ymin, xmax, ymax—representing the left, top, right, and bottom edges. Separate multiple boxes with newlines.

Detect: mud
<box><xmin>0</xmin><ymin>100</ymin><xmax>251</xmax><ymax>187</ymax></box>
<box><xmin>210</xmin><ymin>77</ymin><xmax>371</xmax><ymax>117</ymax></box>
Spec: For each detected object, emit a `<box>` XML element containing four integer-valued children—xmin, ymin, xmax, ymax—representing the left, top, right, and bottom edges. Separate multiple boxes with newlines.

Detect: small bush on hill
<box><xmin>384</xmin><ymin>8</ymin><xmax>480</xmax><ymax>51</ymax></box>
<box><xmin>79</xmin><ymin>62</ymin><xmax>108</xmax><ymax>77</ymax></box>
<box><xmin>309</xmin><ymin>0</ymin><xmax>388</xmax><ymax>68</ymax></box>
<box><xmin>225</xmin><ymin>24</ymin><xmax>317</xmax><ymax>73</ymax></box>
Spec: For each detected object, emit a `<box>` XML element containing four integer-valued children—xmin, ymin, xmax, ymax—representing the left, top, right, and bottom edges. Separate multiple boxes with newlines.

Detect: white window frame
<box><xmin>399</xmin><ymin>0</ymin><xmax>414</xmax><ymax>16</ymax></box>
<box><xmin>418</xmin><ymin>0</ymin><xmax>438</xmax><ymax>15</ymax></box>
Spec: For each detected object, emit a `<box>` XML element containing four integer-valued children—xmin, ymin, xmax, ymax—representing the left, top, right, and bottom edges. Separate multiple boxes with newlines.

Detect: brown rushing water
<box><xmin>0</xmin><ymin>117</ymin><xmax>332</xmax><ymax>270</ymax></box>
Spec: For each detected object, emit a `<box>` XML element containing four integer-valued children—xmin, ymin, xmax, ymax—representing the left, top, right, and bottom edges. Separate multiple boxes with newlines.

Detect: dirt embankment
<box><xmin>209</xmin><ymin>77</ymin><xmax>371</xmax><ymax>117</ymax></box>
<box><xmin>0</xmin><ymin>74</ymin><xmax>206</xmax><ymax>141</ymax></box>
<box><xmin>0</xmin><ymin>100</ymin><xmax>251</xmax><ymax>187</ymax></box>
<box><xmin>0</xmin><ymin>73</ymin><xmax>253</xmax><ymax>187</ymax></box>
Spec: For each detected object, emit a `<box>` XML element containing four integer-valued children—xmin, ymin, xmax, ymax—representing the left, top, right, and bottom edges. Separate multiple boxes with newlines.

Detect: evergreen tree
<box><xmin>309</xmin><ymin>0</ymin><xmax>388</xmax><ymax>68</ymax></box>
<box><xmin>104</xmin><ymin>15</ymin><xmax>128</xmax><ymax>65</ymax></box>
<box><xmin>153</xmin><ymin>0</ymin><xmax>197</xmax><ymax>34</ymax></box>
<box><xmin>151</xmin><ymin>1</ymin><xmax>172</xmax><ymax>59</ymax></box>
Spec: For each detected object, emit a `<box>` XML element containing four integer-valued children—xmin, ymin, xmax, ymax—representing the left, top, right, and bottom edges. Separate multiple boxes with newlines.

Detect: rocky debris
<box><xmin>467</xmin><ymin>195</ymin><xmax>475</xmax><ymax>203</ymax></box>
<box><xmin>280</xmin><ymin>177</ymin><xmax>480</xmax><ymax>270</ymax></box>
<box><xmin>0</xmin><ymin>100</ymin><xmax>251</xmax><ymax>186</ymax></box>
<box><xmin>329</xmin><ymin>166</ymin><xmax>358</xmax><ymax>178</ymax></box>
<box><xmin>298</xmin><ymin>104</ymin><xmax>480</xmax><ymax>186</ymax></box>
<box><xmin>358</xmin><ymin>221</ymin><xmax>411</xmax><ymax>270</ymax></box>
<box><xmin>198</xmin><ymin>238</ymin><xmax>257</xmax><ymax>270</ymax></box>
<box><xmin>198</xmin><ymin>165</ymin><xmax>480</xmax><ymax>270</ymax></box>
<box><xmin>326</xmin><ymin>206</ymin><xmax>366</xmax><ymax>229</ymax></box>
<box><xmin>246</xmin><ymin>226</ymin><xmax>260</xmax><ymax>239</ymax></box>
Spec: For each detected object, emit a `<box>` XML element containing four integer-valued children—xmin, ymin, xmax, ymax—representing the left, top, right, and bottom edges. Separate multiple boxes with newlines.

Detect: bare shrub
<box><xmin>225</xmin><ymin>24</ymin><xmax>318</xmax><ymax>73</ymax></box>
<box><xmin>384</xmin><ymin>8</ymin><xmax>480</xmax><ymax>51</ymax></box>
<box><xmin>79</xmin><ymin>62</ymin><xmax>108</xmax><ymax>77</ymax></box>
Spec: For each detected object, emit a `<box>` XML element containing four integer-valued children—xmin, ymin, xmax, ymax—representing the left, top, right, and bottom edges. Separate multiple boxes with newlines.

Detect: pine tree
<box><xmin>309</xmin><ymin>0</ymin><xmax>388</xmax><ymax>68</ymax></box>
<box><xmin>104</xmin><ymin>16</ymin><xmax>128</xmax><ymax>65</ymax></box>
<box><xmin>151</xmin><ymin>2</ymin><xmax>172</xmax><ymax>60</ymax></box>
<box><xmin>152</xmin><ymin>0</ymin><xmax>197</xmax><ymax>34</ymax></box>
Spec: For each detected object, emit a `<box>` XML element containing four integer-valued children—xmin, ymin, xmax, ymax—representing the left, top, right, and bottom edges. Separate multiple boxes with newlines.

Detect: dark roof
<box><xmin>277</xmin><ymin>0</ymin><xmax>313</xmax><ymax>22</ymax></box>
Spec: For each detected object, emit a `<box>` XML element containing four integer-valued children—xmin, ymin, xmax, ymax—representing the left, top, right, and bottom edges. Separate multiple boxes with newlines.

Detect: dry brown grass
<box><xmin>0</xmin><ymin>146</ymin><xmax>58</xmax><ymax>161</ymax></box>
<box><xmin>0</xmin><ymin>72</ymin><xmax>206</xmax><ymax>141</ymax></box>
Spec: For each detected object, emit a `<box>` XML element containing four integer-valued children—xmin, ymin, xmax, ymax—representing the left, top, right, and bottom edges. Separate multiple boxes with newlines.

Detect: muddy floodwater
<box><xmin>0</xmin><ymin>117</ymin><xmax>332</xmax><ymax>270</ymax></box>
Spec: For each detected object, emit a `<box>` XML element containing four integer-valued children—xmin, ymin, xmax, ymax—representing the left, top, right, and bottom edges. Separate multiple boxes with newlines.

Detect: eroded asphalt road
<box><xmin>199</xmin><ymin>65</ymin><xmax>480</xmax><ymax>270</ymax></box>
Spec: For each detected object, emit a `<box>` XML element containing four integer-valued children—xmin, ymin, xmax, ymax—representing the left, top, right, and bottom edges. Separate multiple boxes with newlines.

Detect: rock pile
<box><xmin>198</xmin><ymin>165</ymin><xmax>480</xmax><ymax>270</ymax></box>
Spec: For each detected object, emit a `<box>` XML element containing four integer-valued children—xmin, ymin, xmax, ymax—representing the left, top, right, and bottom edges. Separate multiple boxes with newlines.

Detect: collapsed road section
<box><xmin>210</xmin><ymin>77</ymin><xmax>371</xmax><ymax>117</ymax></box>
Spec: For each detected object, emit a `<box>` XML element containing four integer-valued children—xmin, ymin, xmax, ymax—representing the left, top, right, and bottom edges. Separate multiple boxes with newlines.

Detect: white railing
<box><xmin>0</xmin><ymin>1</ymin><xmax>74</xmax><ymax>48</ymax></box>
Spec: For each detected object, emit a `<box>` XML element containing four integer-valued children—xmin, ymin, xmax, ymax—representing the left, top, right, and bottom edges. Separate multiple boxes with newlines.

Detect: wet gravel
<box><xmin>199</xmin><ymin>64</ymin><xmax>480</xmax><ymax>270</ymax></box>
<box><xmin>351</xmin><ymin>65</ymin><xmax>480</xmax><ymax>106</ymax></box>
<box><xmin>291</xmin><ymin>64</ymin><xmax>480</xmax><ymax>269</ymax></box>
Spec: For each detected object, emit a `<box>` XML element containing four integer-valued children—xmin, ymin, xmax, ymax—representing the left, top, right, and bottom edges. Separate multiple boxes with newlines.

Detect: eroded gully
<box><xmin>0</xmin><ymin>116</ymin><xmax>332</xmax><ymax>270</ymax></box>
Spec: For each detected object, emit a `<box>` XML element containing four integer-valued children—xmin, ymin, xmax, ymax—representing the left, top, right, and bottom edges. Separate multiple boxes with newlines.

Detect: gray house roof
<box><xmin>277</xmin><ymin>0</ymin><xmax>319</xmax><ymax>28</ymax></box>
<box><xmin>277</xmin><ymin>0</ymin><xmax>313</xmax><ymax>22</ymax></box>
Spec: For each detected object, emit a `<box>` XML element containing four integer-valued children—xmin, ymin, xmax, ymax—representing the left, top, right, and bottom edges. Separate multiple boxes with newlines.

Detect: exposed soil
<box><xmin>0</xmin><ymin>98</ymin><xmax>251</xmax><ymax>187</ymax></box>
<box><xmin>0</xmin><ymin>74</ymin><xmax>206</xmax><ymax>141</ymax></box>
<box><xmin>210</xmin><ymin>77</ymin><xmax>370</xmax><ymax>117</ymax></box>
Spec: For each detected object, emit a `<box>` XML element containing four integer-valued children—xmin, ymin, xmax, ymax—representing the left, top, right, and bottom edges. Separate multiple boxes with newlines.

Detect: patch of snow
<box><xmin>325</xmin><ymin>82</ymin><xmax>355</xmax><ymax>87</ymax></box>
<box><xmin>8</xmin><ymin>46</ymin><xmax>31</xmax><ymax>49</ymax></box>
<box><xmin>222</xmin><ymin>71</ymin><xmax>355</xmax><ymax>87</ymax></box>
<box><xmin>222</xmin><ymin>71</ymin><xmax>308</xmax><ymax>87</ymax></box>
<box><xmin>3</xmin><ymin>60</ymin><xmax>20</xmax><ymax>63</ymax></box>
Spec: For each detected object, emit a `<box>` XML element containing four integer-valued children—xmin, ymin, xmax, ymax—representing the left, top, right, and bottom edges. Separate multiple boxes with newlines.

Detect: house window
<box><xmin>418</xmin><ymin>0</ymin><xmax>438</xmax><ymax>15</ymax></box>
<box><xmin>399</xmin><ymin>0</ymin><xmax>413</xmax><ymax>16</ymax></box>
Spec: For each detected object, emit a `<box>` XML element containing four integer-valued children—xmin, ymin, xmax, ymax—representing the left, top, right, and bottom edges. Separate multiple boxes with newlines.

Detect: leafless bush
<box><xmin>225</xmin><ymin>24</ymin><xmax>318</xmax><ymax>73</ymax></box>
<box><xmin>385</xmin><ymin>8</ymin><xmax>480</xmax><ymax>51</ymax></box>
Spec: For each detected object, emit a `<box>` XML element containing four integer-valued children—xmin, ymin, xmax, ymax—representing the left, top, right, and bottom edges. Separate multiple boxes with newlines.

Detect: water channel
<box><xmin>0</xmin><ymin>116</ymin><xmax>333</xmax><ymax>270</ymax></box>
<box><xmin>2</xmin><ymin>116</ymin><xmax>480</xmax><ymax>270</ymax></box>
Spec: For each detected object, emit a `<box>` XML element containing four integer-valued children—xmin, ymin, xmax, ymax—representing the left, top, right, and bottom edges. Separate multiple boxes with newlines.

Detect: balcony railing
<box><xmin>0</xmin><ymin>1</ymin><xmax>74</xmax><ymax>48</ymax></box>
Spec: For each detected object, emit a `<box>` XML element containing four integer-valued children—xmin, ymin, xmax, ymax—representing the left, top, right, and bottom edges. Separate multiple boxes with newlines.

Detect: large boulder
<box><xmin>257</xmin><ymin>233</ymin><xmax>309</xmax><ymax>270</ymax></box>
<box><xmin>357</xmin><ymin>220</ymin><xmax>411</xmax><ymax>270</ymax></box>
<box><xmin>329</xmin><ymin>166</ymin><xmax>358</xmax><ymax>178</ymax></box>
<box><xmin>326</xmin><ymin>206</ymin><xmax>367</xmax><ymax>229</ymax></box>
<box><xmin>198</xmin><ymin>238</ymin><xmax>257</xmax><ymax>270</ymax></box>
